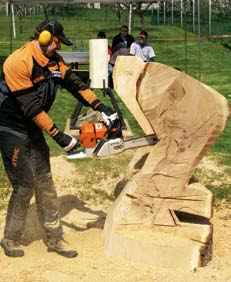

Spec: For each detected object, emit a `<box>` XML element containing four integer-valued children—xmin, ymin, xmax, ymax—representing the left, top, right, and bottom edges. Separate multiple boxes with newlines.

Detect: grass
<box><xmin>193</xmin><ymin>164</ymin><xmax>231</xmax><ymax>208</ymax></box>
<box><xmin>0</xmin><ymin>7</ymin><xmax>231</xmax><ymax>207</ymax></box>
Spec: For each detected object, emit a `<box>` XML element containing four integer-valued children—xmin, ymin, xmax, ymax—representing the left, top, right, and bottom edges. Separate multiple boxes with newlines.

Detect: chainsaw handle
<box><xmin>104</xmin><ymin>118</ymin><xmax>123</xmax><ymax>140</ymax></box>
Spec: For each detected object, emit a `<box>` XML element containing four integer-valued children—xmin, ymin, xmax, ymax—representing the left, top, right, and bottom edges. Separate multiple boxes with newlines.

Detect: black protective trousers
<box><xmin>0</xmin><ymin>129</ymin><xmax>63</xmax><ymax>242</ymax></box>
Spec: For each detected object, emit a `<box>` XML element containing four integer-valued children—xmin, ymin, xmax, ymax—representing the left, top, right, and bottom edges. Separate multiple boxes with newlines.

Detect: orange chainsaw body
<box><xmin>79</xmin><ymin>122</ymin><xmax>108</xmax><ymax>148</ymax></box>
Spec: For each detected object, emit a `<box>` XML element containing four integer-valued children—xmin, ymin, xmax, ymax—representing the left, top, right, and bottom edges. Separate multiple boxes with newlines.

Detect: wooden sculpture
<box><xmin>103</xmin><ymin>57</ymin><xmax>229</xmax><ymax>270</ymax></box>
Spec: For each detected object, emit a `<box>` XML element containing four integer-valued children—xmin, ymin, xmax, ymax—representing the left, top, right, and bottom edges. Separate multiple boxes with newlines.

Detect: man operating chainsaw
<box><xmin>0</xmin><ymin>19</ymin><xmax>119</xmax><ymax>258</ymax></box>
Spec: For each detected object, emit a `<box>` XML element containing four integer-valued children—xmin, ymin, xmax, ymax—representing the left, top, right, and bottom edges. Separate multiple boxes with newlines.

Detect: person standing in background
<box><xmin>109</xmin><ymin>26</ymin><xmax>134</xmax><ymax>88</ymax></box>
<box><xmin>130</xmin><ymin>30</ymin><xmax>155</xmax><ymax>62</ymax></box>
<box><xmin>112</xmin><ymin>25</ymin><xmax>134</xmax><ymax>51</ymax></box>
<box><xmin>110</xmin><ymin>25</ymin><xmax>134</xmax><ymax>66</ymax></box>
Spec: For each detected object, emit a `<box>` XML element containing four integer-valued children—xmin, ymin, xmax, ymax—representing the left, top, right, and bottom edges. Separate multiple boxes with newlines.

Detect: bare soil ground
<box><xmin>0</xmin><ymin>154</ymin><xmax>231</xmax><ymax>282</ymax></box>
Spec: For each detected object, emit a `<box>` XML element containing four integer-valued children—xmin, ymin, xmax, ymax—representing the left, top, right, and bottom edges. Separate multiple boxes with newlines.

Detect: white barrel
<box><xmin>89</xmin><ymin>39</ymin><xmax>108</xmax><ymax>88</ymax></box>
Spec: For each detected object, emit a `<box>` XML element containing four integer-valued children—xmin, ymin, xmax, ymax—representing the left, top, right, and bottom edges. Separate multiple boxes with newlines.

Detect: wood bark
<box><xmin>103</xmin><ymin>57</ymin><xmax>229</xmax><ymax>270</ymax></box>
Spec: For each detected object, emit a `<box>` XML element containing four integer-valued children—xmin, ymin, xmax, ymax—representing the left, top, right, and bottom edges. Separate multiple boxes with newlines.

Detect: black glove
<box><xmin>52</xmin><ymin>131</ymin><xmax>79</xmax><ymax>153</ymax></box>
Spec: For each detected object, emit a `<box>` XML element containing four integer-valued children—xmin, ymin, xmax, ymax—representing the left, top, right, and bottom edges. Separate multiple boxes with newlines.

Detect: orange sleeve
<box><xmin>79</xmin><ymin>89</ymin><xmax>100</xmax><ymax>105</ymax></box>
<box><xmin>32</xmin><ymin>111</ymin><xmax>58</xmax><ymax>136</ymax></box>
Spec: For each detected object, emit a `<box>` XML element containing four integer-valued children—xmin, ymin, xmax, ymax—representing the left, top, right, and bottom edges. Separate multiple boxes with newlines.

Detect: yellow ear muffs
<box><xmin>39</xmin><ymin>30</ymin><xmax>52</xmax><ymax>46</ymax></box>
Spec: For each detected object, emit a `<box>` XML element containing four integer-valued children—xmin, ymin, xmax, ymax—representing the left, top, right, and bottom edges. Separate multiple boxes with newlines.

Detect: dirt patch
<box><xmin>0</xmin><ymin>155</ymin><xmax>231</xmax><ymax>282</ymax></box>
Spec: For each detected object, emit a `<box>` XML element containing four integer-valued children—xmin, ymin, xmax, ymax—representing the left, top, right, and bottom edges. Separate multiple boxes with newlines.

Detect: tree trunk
<box><xmin>103</xmin><ymin>56</ymin><xmax>229</xmax><ymax>270</ymax></box>
<box><xmin>42</xmin><ymin>4</ymin><xmax>50</xmax><ymax>19</ymax></box>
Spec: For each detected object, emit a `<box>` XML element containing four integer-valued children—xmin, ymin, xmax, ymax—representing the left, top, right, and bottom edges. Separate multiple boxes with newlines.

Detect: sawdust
<box><xmin>0</xmin><ymin>155</ymin><xmax>231</xmax><ymax>282</ymax></box>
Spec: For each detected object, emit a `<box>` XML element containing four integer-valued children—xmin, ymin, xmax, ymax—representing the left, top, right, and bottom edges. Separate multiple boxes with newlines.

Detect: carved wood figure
<box><xmin>103</xmin><ymin>57</ymin><xmax>229</xmax><ymax>270</ymax></box>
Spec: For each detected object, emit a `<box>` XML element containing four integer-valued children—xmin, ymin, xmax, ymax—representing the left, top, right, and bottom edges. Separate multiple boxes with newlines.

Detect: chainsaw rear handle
<box><xmin>104</xmin><ymin>118</ymin><xmax>122</xmax><ymax>140</ymax></box>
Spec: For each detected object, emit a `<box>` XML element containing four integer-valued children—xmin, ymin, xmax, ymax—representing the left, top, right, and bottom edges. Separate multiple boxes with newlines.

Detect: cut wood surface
<box><xmin>103</xmin><ymin>57</ymin><xmax>229</xmax><ymax>270</ymax></box>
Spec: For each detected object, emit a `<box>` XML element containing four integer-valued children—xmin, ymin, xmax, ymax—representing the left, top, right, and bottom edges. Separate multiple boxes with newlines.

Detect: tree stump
<box><xmin>103</xmin><ymin>57</ymin><xmax>229</xmax><ymax>270</ymax></box>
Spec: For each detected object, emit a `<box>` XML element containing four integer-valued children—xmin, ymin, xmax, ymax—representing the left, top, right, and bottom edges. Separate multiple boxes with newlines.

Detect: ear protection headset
<box><xmin>38</xmin><ymin>20</ymin><xmax>56</xmax><ymax>46</ymax></box>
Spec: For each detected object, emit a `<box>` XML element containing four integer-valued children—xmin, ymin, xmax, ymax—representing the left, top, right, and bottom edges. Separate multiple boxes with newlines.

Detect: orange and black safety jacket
<box><xmin>0</xmin><ymin>40</ymin><xmax>102</xmax><ymax>136</ymax></box>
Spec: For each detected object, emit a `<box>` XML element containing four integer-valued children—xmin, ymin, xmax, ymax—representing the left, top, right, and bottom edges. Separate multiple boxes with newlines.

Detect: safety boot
<box><xmin>0</xmin><ymin>238</ymin><xmax>24</xmax><ymax>257</ymax></box>
<box><xmin>47</xmin><ymin>237</ymin><xmax>78</xmax><ymax>258</ymax></box>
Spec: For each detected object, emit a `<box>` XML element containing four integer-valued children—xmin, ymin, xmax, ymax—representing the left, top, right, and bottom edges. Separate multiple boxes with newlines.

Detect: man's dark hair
<box><xmin>140</xmin><ymin>30</ymin><xmax>148</xmax><ymax>37</ymax></box>
<box><xmin>120</xmin><ymin>25</ymin><xmax>128</xmax><ymax>31</ymax></box>
<box><xmin>97</xmin><ymin>31</ymin><xmax>106</xmax><ymax>38</ymax></box>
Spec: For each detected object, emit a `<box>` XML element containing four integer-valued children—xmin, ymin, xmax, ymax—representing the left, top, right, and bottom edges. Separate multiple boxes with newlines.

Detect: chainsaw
<box><xmin>66</xmin><ymin>87</ymin><xmax>157</xmax><ymax>159</ymax></box>
<box><xmin>66</xmin><ymin>121</ymin><xmax>158</xmax><ymax>159</ymax></box>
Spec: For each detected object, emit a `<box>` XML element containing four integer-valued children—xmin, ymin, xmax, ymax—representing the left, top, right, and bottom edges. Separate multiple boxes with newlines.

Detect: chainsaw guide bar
<box><xmin>66</xmin><ymin>134</ymin><xmax>158</xmax><ymax>159</ymax></box>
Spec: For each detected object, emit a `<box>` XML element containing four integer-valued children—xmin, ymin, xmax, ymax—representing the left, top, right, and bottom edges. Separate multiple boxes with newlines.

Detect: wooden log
<box><xmin>103</xmin><ymin>57</ymin><xmax>229</xmax><ymax>270</ymax></box>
